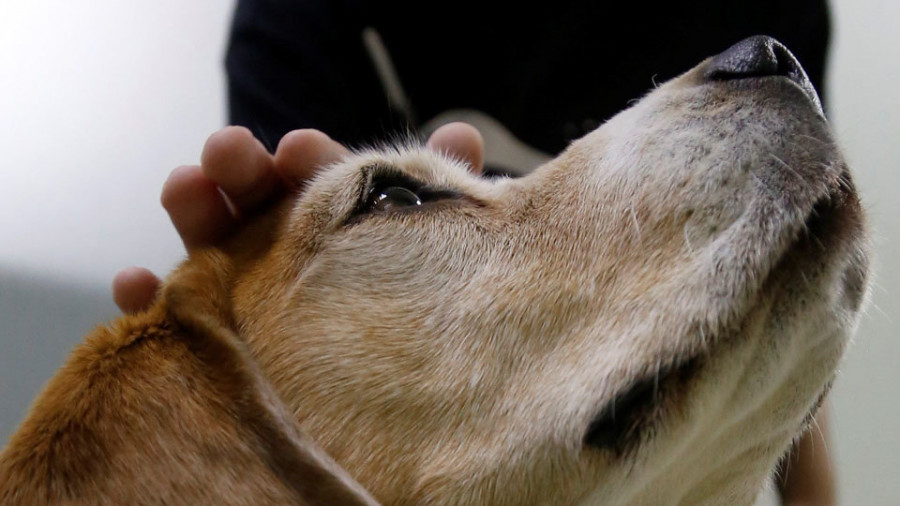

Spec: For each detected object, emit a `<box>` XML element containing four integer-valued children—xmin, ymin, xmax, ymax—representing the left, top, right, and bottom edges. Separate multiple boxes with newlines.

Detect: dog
<box><xmin>0</xmin><ymin>36</ymin><xmax>870</xmax><ymax>505</ymax></box>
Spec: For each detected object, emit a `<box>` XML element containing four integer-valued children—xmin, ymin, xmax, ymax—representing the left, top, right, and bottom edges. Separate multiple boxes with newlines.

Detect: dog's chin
<box><xmin>590</xmin><ymin>170</ymin><xmax>867</xmax><ymax>458</ymax></box>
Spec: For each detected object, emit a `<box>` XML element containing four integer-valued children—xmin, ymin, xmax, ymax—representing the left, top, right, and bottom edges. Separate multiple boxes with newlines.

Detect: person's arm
<box><xmin>776</xmin><ymin>404</ymin><xmax>837</xmax><ymax>506</ymax></box>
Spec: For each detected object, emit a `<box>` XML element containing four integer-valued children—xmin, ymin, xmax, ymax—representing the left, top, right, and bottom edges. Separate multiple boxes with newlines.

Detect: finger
<box><xmin>161</xmin><ymin>165</ymin><xmax>236</xmax><ymax>250</ymax></box>
<box><xmin>273</xmin><ymin>129</ymin><xmax>350</xmax><ymax>186</ymax></box>
<box><xmin>426</xmin><ymin>122</ymin><xmax>484</xmax><ymax>175</ymax></box>
<box><xmin>201</xmin><ymin>126</ymin><xmax>280</xmax><ymax>214</ymax></box>
<box><xmin>112</xmin><ymin>266</ymin><xmax>161</xmax><ymax>314</ymax></box>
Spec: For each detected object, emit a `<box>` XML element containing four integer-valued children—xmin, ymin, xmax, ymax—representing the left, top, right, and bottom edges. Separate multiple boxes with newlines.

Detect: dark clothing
<box><xmin>226</xmin><ymin>0</ymin><xmax>830</xmax><ymax>154</ymax></box>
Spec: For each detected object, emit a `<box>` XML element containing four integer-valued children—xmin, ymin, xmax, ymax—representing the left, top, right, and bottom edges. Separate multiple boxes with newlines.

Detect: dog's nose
<box><xmin>707</xmin><ymin>36</ymin><xmax>800</xmax><ymax>81</ymax></box>
<box><xmin>706</xmin><ymin>35</ymin><xmax>822</xmax><ymax>113</ymax></box>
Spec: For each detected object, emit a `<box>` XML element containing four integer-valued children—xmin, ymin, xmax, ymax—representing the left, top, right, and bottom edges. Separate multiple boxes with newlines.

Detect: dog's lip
<box><xmin>775</xmin><ymin>74</ymin><xmax>824</xmax><ymax>116</ymax></box>
<box><xmin>583</xmin><ymin>354</ymin><xmax>702</xmax><ymax>453</ymax></box>
<box><xmin>792</xmin><ymin>165</ymin><xmax>856</xmax><ymax>252</ymax></box>
<box><xmin>708</xmin><ymin>74</ymin><xmax>825</xmax><ymax>118</ymax></box>
<box><xmin>803</xmin><ymin>192</ymin><xmax>839</xmax><ymax>241</ymax></box>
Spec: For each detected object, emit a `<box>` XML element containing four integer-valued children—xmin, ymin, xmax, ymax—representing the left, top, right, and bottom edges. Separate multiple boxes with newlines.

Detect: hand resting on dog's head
<box><xmin>112</xmin><ymin>123</ymin><xmax>485</xmax><ymax>314</ymax></box>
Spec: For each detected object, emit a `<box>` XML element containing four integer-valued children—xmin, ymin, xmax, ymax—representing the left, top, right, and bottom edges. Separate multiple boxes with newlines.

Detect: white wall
<box><xmin>0</xmin><ymin>0</ymin><xmax>233</xmax><ymax>284</ymax></box>
<box><xmin>828</xmin><ymin>1</ymin><xmax>900</xmax><ymax>504</ymax></box>
<box><xmin>0</xmin><ymin>1</ymin><xmax>897</xmax><ymax>503</ymax></box>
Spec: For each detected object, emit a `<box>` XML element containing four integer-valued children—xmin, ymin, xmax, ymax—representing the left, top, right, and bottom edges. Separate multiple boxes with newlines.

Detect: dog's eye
<box><xmin>370</xmin><ymin>185</ymin><xmax>422</xmax><ymax>212</ymax></box>
<box><xmin>358</xmin><ymin>170</ymin><xmax>462</xmax><ymax>217</ymax></box>
<box><xmin>349</xmin><ymin>166</ymin><xmax>470</xmax><ymax>222</ymax></box>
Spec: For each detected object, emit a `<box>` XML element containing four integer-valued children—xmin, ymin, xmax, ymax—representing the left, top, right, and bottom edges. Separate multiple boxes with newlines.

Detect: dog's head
<box><xmin>209</xmin><ymin>37</ymin><xmax>869</xmax><ymax>505</ymax></box>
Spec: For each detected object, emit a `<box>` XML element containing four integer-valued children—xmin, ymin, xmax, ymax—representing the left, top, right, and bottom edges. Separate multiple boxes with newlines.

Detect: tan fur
<box><xmin>1</xmin><ymin>55</ymin><xmax>869</xmax><ymax>505</ymax></box>
<box><xmin>0</xmin><ymin>248</ymin><xmax>379</xmax><ymax>505</ymax></box>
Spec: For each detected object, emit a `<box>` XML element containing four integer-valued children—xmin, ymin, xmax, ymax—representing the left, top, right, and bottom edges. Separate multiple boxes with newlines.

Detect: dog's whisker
<box><xmin>769</xmin><ymin>153</ymin><xmax>804</xmax><ymax>183</ymax></box>
<box><xmin>629</xmin><ymin>206</ymin><xmax>642</xmax><ymax>240</ymax></box>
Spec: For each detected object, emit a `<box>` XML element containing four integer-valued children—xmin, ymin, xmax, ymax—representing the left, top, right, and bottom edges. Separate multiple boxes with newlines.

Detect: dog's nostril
<box><xmin>706</xmin><ymin>35</ymin><xmax>823</xmax><ymax>113</ymax></box>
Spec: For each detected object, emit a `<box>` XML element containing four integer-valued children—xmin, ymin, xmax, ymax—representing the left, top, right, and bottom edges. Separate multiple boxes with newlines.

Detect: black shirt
<box><xmin>226</xmin><ymin>0</ymin><xmax>830</xmax><ymax>155</ymax></box>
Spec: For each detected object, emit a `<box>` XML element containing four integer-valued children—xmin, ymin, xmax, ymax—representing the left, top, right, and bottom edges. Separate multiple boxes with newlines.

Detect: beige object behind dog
<box><xmin>1</xmin><ymin>37</ymin><xmax>869</xmax><ymax>505</ymax></box>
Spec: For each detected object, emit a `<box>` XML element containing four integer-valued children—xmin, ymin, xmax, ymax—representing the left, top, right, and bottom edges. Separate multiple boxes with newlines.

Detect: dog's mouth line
<box><xmin>797</xmin><ymin>163</ymin><xmax>855</xmax><ymax>246</ymax></box>
<box><xmin>583</xmin><ymin>353</ymin><xmax>702</xmax><ymax>454</ymax></box>
<box><xmin>801</xmin><ymin>191</ymin><xmax>840</xmax><ymax>243</ymax></box>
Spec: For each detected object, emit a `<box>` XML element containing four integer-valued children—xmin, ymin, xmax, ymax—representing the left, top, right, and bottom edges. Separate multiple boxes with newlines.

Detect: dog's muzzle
<box><xmin>705</xmin><ymin>35</ymin><xmax>823</xmax><ymax>115</ymax></box>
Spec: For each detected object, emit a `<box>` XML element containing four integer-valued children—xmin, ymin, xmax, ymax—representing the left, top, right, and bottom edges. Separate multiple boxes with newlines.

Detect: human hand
<box><xmin>112</xmin><ymin>123</ymin><xmax>484</xmax><ymax>314</ymax></box>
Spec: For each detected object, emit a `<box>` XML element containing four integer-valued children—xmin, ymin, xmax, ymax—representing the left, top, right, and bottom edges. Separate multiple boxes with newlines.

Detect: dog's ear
<box><xmin>0</xmin><ymin>249</ymin><xmax>379</xmax><ymax>506</ymax></box>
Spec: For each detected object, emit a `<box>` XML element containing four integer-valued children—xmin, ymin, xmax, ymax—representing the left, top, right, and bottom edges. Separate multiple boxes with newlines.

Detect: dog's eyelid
<box><xmin>361</xmin><ymin>163</ymin><xmax>416</xmax><ymax>187</ymax></box>
<box><xmin>361</xmin><ymin>164</ymin><xmax>459</xmax><ymax>196</ymax></box>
